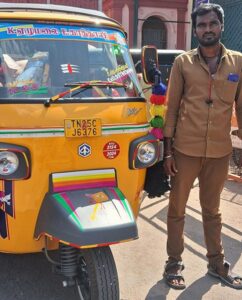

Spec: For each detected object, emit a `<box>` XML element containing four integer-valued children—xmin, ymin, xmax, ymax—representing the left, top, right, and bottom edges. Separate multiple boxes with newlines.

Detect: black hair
<box><xmin>191</xmin><ymin>3</ymin><xmax>224</xmax><ymax>28</ymax></box>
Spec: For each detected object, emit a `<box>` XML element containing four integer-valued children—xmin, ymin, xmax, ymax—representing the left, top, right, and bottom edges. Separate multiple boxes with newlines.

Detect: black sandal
<box><xmin>208</xmin><ymin>261</ymin><xmax>242</xmax><ymax>289</ymax></box>
<box><xmin>163</xmin><ymin>260</ymin><xmax>186</xmax><ymax>290</ymax></box>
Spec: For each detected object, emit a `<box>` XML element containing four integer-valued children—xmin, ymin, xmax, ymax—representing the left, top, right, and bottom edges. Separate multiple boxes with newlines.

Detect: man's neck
<box><xmin>200</xmin><ymin>43</ymin><xmax>222</xmax><ymax>58</ymax></box>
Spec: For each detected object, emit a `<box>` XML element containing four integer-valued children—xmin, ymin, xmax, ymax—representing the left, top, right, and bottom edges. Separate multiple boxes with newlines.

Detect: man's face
<box><xmin>193</xmin><ymin>11</ymin><xmax>223</xmax><ymax>47</ymax></box>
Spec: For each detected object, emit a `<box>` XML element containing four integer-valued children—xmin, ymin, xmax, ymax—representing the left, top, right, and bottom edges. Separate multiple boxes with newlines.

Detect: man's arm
<box><xmin>163</xmin><ymin>57</ymin><xmax>184</xmax><ymax>152</ymax></box>
<box><xmin>163</xmin><ymin>57</ymin><xmax>184</xmax><ymax>140</ymax></box>
<box><xmin>163</xmin><ymin>57</ymin><xmax>184</xmax><ymax>175</ymax></box>
<box><xmin>235</xmin><ymin>57</ymin><xmax>242</xmax><ymax>140</ymax></box>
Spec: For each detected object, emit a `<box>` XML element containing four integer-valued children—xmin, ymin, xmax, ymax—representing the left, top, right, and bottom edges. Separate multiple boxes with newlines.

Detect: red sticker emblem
<box><xmin>103</xmin><ymin>141</ymin><xmax>120</xmax><ymax>159</ymax></box>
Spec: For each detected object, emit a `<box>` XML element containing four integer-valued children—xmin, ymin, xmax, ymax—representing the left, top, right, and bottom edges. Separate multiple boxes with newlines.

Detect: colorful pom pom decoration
<box><xmin>150</xmin><ymin>94</ymin><xmax>166</xmax><ymax>105</ymax></box>
<box><xmin>152</xmin><ymin>82</ymin><xmax>167</xmax><ymax>95</ymax></box>
<box><xmin>150</xmin><ymin>127</ymin><xmax>164</xmax><ymax>139</ymax></box>
<box><xmin>149</xmin><ymin>80</ymin><xmax>167</xmax><ymax>140</ymax></box>
<box><xmin>149</xmin><ymin>104</ymin><xmax>166</xmax><ymax>117</ymax></box>
<box><xmin>150</xmin><ymin>116</ymin><xmax>164</xmax><ymax>128</ymax></box>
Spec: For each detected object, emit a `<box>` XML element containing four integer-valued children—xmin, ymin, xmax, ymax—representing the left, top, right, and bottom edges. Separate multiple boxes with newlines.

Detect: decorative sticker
<box><xmin>51</xmin><ymin>169</ymin><xmax>116</xmax><ymax>193</ymax></box>
<box><xmin>61</xmin><ymin>64</ymin><xmax>80</xmax><ymax>74</ymax></box>
<box><xmin>0</xmin><ymin>22</ymin><xmax>127</xmax><ymax>47</ymax></box>
<box><xmin>0</xmin><ymin>180</ymin><xmax>14</xmax><ymax>239</ymax></box>
<box><xmin>107</xmin><ymin>64</ymin><xmax>133</xmax><ymax>83</ymax></box>
<box><xmin>126</xmin><ymin>107</ymin><xmax>142</xmax><ymax>117</ymax></box>
<box><xmin>78</xmin><ymin>143</ymin><xmax>91</xmax><ymax>157</ymax></box>
<box><xmin>103</xmin><ymin>141</ymin><xmax>120</xmax><ymax>159</ymax></box>
<box><xmin>85</xmin><ymin>191</ymin><xmax>109</xmax><ymax>204</ymax></box>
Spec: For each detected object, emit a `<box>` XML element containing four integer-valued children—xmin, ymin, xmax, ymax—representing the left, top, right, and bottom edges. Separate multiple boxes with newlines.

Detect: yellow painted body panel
<box><xmin>0</xmin><ymin>101</ymin><xmax>149</xmax><ymax>253</ymax></box>
<box><xmin>0</xmin><ymin>5</ymin><xmax>149</xmax><ymax>253</ymax></box>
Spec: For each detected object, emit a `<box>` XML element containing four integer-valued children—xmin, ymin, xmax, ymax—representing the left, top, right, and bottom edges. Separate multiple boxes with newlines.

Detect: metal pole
<box><xmin>133</xmin><ymin>0</ymin><xmax>139</xmax><ymax>47</ymax></box>
<box><xmin>98</xmin><ymin>0</ymin><xmax>102</xmax><ymax>11</ymax></box>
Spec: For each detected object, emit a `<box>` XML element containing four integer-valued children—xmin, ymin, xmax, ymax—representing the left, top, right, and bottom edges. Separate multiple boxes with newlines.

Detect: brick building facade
<box><xmin>0</xmin><ymin>0</ymin><xmax>98</xmax><ymax>10</ymax></box>
<box><xmin>0</xmin><ymin>0</ymin><xmax>191</xmax><ymax>50</ymax></box>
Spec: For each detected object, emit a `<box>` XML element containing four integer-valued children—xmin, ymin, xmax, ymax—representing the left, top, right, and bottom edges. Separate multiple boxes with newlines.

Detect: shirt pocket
<box><xmin>214</xmin><ymin>79</ymin><xmax>239</xmax><ymax>104</ymax></box>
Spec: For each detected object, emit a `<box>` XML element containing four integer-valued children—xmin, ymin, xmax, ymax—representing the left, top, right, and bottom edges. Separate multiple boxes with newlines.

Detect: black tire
<box><xmin>76</xmin><ymin>246</ymin><xmax>119</xmax><ymax>300</ymax></box>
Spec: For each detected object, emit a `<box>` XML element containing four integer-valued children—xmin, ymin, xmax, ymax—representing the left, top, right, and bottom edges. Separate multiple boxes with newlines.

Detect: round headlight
<box><xmin>0</xmin><ymin>151</ymin><xmax>19</xmax><ymax>175</ymax></box>
<box><xmin>137</xmin><ymin>142</ymin><xmax>156</xmax><ymax>164</ymax></box>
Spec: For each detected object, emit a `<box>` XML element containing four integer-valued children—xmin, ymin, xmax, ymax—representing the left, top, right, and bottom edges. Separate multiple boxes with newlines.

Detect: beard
<box><xmin>197</xmin><ymin>32</ymin><xmax>222</xmax><ymax>47</ymax></box>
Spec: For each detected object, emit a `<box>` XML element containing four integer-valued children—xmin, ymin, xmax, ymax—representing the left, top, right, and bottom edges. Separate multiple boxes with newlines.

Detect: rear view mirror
<box><xmin>141</xmin><ymin>46</ymin><xmax>158</xmax><ymax>84</ymax></box>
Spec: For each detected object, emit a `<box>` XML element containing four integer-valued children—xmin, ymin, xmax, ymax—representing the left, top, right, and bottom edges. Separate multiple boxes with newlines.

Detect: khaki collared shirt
<box><xmin>163</xmin><ymin>44</ymin><xmax>242</xmax><ymax>158</ymax></box>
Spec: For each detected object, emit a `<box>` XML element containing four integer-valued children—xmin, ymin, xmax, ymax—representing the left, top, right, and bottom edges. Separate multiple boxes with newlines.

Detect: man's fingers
<box><xmin>164</xmin><ymin>158</ymin><xmax>178</xmax><ymax>176</ymax></box>
<box><xmin>171</xmin><ymin>162</ymin><xmax>178</xmax><ymax>174</ymax></box>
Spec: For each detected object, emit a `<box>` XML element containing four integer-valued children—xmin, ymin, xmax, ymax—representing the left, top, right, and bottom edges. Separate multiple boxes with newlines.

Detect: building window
<box><xmin>142</xmin><ymin>16</ymin><xmax>167</xmax><ymax>49</ymax></box>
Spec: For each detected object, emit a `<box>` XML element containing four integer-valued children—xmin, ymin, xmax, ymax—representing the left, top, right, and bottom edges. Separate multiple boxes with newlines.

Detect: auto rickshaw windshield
<box><xmin>0</xmin><ymin>21</ymin><xmax>142</xmax><ymax>99</ymax></box>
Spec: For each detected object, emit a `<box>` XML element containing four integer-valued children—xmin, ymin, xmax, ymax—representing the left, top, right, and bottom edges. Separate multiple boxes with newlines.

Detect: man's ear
<box><xmin>193</xmin><ymin>28</ymin><xmax>197</xmax><ymax>37</ymax></box>
<box><xmin>221</xmin><ymin>24</ymin><xmax>224</xmax><ymax>32</ymax></box>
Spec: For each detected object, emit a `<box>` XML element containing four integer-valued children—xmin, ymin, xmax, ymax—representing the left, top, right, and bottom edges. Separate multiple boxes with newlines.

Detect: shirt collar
<box><xmin>193</xmin><ymin>43</ymin><xmax>228</xmax><ymax>60</ymax></box>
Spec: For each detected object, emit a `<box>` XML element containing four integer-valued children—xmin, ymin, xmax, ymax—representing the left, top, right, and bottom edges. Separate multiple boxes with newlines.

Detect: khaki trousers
<box><xmin>167</xmin><ymin>150</ymin><xmax>230</xmax><ymax>265</ymax></box>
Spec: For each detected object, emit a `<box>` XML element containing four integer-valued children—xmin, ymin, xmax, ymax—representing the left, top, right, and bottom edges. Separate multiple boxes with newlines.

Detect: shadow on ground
<box><xmin>140</xmin><ymin>181</ymin><xmax>242</xmax><ymax>300</ymax></box>
<box><xmin>0</xmin><ymin>251</ymin><xmax>77</xmax><ymax>300</ymax></box>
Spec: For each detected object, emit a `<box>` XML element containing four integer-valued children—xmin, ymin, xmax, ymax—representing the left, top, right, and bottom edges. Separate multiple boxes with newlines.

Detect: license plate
<box><xmin>64</xmin><ymin>118</ymin><xmax>102</xmax><ymax>137</ymax></box>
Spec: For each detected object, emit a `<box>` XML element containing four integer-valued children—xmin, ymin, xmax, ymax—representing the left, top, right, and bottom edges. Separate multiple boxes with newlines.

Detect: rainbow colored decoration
<box><xmin>51</xmin><ymin>169</ymin><xmax>117</xmax><ymax>193</ymax></box>
<box><xmin>149</xmin><ymin>80</ymin><xmax>167</xmax><ymax>139</ymax></box>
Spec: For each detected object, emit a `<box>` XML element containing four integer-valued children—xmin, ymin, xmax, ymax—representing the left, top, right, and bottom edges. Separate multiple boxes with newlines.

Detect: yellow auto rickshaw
<box><xmin>0</xmin><ymin>3</ymin><xmax>163</xmax><ymax>299</ymax></box>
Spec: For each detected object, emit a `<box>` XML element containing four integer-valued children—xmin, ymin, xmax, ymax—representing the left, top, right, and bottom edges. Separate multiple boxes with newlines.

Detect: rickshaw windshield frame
<box><xmin>0</xmin><ymin>21</ymin><xmax>142</xmax><ymax>101</ymax></box>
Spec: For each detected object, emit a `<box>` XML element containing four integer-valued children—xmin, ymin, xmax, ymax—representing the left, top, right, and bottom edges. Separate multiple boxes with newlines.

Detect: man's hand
<box><xmin>163</xmin><ymin>137</ymin><xmax>177</xmax><ymax>176</ymax></box>
<box><xmin>164</xmin><ymin>156</ymin><xmax>178</xmax><ymax>176</ymax></box>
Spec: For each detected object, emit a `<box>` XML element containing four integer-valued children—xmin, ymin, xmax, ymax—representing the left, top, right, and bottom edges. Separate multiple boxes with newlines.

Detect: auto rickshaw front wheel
<box><xmin>43</xmin><ymin>240</ymin><xmax>119</xmax><ymax>299</ymax></box>
<box><xmin>75</xmin><ymin>246</ymin><xmax>119</xmax><ymax>300</ymax></box>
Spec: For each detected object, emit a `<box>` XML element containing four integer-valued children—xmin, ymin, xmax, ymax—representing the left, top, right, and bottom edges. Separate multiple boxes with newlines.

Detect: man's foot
<box><xmin>163</xmin><ymin>260</ymin><xmax>186</xmax><ymax>290</ymax></box>
<box><xmin>208</xmin><ymin>261</ymin><xmax>242</xmax><ymax>289</ymax></box>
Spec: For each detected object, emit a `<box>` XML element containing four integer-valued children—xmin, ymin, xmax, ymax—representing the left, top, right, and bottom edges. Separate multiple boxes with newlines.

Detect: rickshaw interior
<box><xmin>0</xmin><ymin>30</ymin><xmax>142</xmax><ymax>99</ymax></box>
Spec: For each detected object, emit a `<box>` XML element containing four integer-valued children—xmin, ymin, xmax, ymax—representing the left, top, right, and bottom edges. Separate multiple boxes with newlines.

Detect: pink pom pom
<box><xmin>150</xmin><ymin>127</ymin><xmax>163</xmax><ymax>139</ymax></box>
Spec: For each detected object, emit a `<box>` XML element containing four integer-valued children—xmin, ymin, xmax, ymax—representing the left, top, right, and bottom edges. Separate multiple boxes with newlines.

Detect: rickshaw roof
<box><xmin>0</xmin><ymin>3</ymin><xmax>123</xmax><ymax>31</ymax></box>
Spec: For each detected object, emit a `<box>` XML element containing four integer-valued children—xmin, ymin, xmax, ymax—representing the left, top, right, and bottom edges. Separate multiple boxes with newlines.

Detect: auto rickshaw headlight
<box><xmin>0</xmin><ymin>151</ymin><xmax>19</xmax><ymax>175</ymax></box>
<box><xmin>129</xmin><ymin>134</ymin><xmax>163</xmax><ymax>169</ymax></box>
<box><xmin>0</xmin><ymin>143</ymin><xmax>31</xmax><ymax>180</ymax></box>
<box><xmin>137</xmin><ymin>143</ymin><xmax>156</xmax><ymax>163</ymax></box>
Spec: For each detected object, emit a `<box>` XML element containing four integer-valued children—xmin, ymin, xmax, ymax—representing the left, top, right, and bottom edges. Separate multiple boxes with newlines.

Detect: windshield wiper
<box><xmin>45</xmin><ymin>81</ymin><xmax>127</xmax><ymax>107</ymax></box>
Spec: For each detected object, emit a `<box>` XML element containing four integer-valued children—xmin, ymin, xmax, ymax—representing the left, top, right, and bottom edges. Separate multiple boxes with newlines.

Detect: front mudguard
<box><xmin>34</xmin><ymin>187</ymin><xmax>138</xmax><ymax>247</ymax></box>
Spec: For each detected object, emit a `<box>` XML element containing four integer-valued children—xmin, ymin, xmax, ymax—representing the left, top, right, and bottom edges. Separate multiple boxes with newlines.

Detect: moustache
<box><xmin>203</xmin><ymin>33</ymin><xmax>215</xmax><ymax>38</ymax></box>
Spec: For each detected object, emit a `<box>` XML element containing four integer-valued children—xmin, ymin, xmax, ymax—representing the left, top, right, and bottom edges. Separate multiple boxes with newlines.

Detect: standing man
<box><xmin>163</xmin><ymin>3</ymin><xmax>242</xmax><ymax>290</ymax></box>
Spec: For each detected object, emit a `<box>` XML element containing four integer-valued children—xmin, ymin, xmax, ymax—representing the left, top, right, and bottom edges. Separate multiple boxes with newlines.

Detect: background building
<box><xmin>0</xmin><ymin>0</ymin><xmax>99</xmax><ymax>10</ymax></box>
<box><xmin>103</xmin><ymin>0</ymin><xmax>191</xmax><ymax>50</ymax></box>
<box><xmin>1</xmin><ymin>0</ymin><xmax>191</xmax><ymax>50</ymax></box>
<box><xmin>1</xmin><ymin>1</ymin><xmax>241</xmax><ymax>51</ymax></box>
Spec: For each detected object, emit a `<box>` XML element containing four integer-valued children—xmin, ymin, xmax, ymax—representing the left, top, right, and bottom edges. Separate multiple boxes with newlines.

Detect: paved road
<box><xmin>0</xmin><ymin>179</ymin><xmax>241</xmax><ymax>300</ymax></box>
<box><xmin>113</xmin><ymin>179</ymin><xmax>242</xmax><ymax>300</ymax></box>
